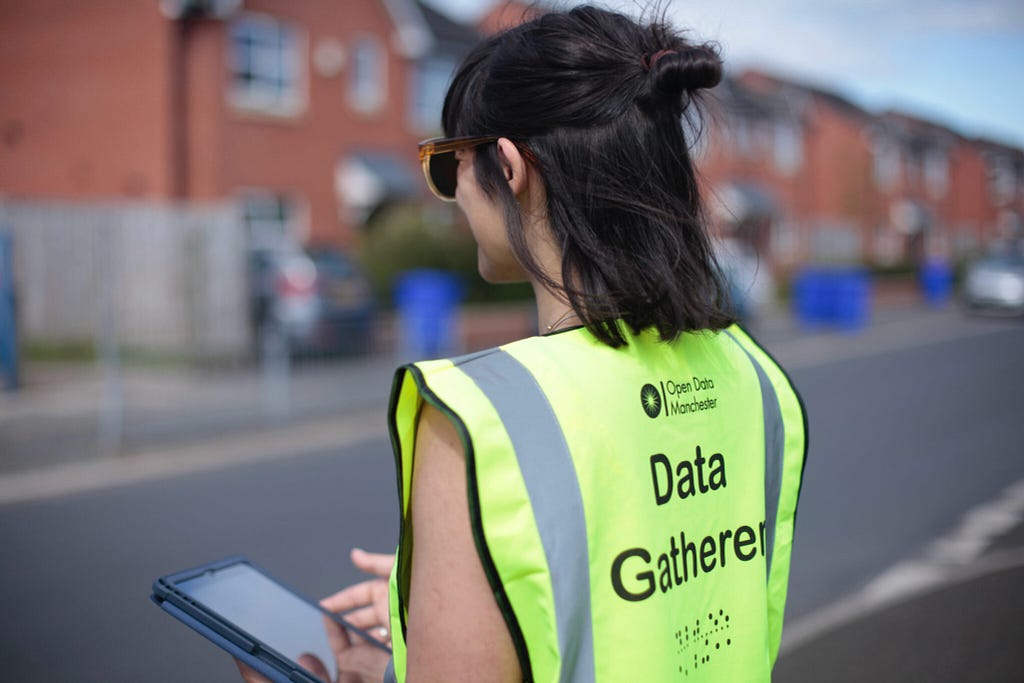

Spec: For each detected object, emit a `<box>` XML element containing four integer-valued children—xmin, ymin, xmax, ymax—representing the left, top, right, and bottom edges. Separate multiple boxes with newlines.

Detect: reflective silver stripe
<box><xmin>383</xmin><ymin>657</ymin><xmax>396</xmax><ymax>683</ymax></box>
<box><xmin>725</xmin><ymin>331</ymin><xmax>784</xmax><ymax>577</ymax></box>
<box><xmin>458</xmin><ymin>349</ymin><xmax>595</xmax><ymax>683</ymax></box>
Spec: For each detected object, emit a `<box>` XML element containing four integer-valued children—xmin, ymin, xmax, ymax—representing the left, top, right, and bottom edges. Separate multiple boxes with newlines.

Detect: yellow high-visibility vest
<box><xmin>386</xmin><ymin>324</ymin><xmax>807</xmax><ymax>682</ymax></box>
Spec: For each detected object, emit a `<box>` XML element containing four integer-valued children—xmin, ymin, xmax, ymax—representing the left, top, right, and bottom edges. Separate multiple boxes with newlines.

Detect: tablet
<box><xmin>152</xmin><ymin>556</ymin><xmax>390</xmax><ymax>683</ymax></box>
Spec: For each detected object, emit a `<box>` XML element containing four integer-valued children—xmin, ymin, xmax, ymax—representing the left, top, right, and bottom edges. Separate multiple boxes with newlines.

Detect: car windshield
<box><xmin>983</xmin><ymin>242</ymin><xmax>1024</xmax><ymax>267</ymax></box>
<box><xmin>986</xmin><ymin>253</ymin><xmax>1024</xmax><ymax>267</ymax></box>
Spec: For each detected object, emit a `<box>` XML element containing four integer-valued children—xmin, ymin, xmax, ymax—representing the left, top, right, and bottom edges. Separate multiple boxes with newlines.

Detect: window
<box><xmin>772</xmin><ymin>122</ymin><xmax>802</xmax><ymax>176</ymax></box>
<box><xmin>905</xmin><ymin>147</ymin><xmax>924</xmax><ymax>188</ymax></box>
<box><xmin>410</xmin><ymin>56</ymin><xmax>456</xmax><ymax>132</ymax></box>
<box><xmin>349</xmin><ymin>35</ymin><xmax>386</xmax><ymax>113</ymax></box>
<box><xmin>732</xmin><ymin>119</ymin><xmax>754</xmax><ymax>159</ymax></box>
<box><xmin>924</xmin><ymin>148</ymin><xmax>949</xmax><ymax>199</ymax></box>
<box><xmin>872</xmin><ymin>136</ymin><xmax>900</xmax><ymax>192</ymax></box>
<box><xmin>241</xmin><ymin>191</ymin><xmax>295</xmax><ymax>248</ymax></box>
<box><xmin>228</xmin><ymin>14</ymin><xmax>305</xmax><ymax>116</ymax></box>
<box><xmin>987</xmin><ymin>154</ymin><xmax>1016</xmax><ymax>205</ymax></box>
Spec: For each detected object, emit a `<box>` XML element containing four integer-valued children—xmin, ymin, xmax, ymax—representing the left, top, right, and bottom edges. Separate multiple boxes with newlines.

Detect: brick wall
<box><xmin>0</xmin><ymin>0</ymin><xmax>174</xmax><ymax>199</ymax></box>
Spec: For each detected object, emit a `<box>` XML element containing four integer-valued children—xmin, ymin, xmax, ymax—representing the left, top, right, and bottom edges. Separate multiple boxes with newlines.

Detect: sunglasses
<box><xmin>418</xmin><ymin>135</ymin><xmax>536</xmax><ymax>202</ymax></box>
<box><xmin>417</xmin><ymin>135</ymin><xmax>499</xmax><ymax>202</ymax></box>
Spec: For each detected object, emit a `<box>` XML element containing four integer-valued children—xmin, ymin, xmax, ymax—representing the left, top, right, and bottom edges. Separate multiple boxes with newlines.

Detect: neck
<box><xmin>518</xmin><ymin>179</ymin><xmax>574</xmax><ymax>334</ymax></box>
<box><xmin>533</xmin><ymin>281</ymin><xmax>576</xmax><ymax>334</ymax></box>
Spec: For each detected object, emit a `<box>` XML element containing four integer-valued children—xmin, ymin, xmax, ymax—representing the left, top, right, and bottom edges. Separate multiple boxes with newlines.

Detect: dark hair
<box><xmin>442</xmin><ymin>4</ymin><xmax>734</xmax><ymax>346</ymax></box>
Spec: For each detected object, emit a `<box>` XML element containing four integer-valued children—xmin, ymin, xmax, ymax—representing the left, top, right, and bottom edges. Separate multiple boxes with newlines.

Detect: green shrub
<box><xmin>357</xmin><ymin>203</ymin><xmax>532</xmax><ymax>306</ymax></box>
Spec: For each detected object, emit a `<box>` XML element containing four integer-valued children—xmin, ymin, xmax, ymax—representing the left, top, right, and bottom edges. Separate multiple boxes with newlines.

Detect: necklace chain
<box><xmin>545</xmin><ymin>309</ymin><xmax>578</xmax><ymax>332</ymax></box>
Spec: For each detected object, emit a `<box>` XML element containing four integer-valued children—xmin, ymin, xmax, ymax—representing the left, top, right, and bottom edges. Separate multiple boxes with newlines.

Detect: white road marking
<box><xmin>0</xmin><ymin>410</ymin><xmax>387</xmax><ymax>506</ymax></box>
<box><xmin>781</xmin><ymin>477</ymin><xmax>1024</xmax><ymax>654</ymax></box>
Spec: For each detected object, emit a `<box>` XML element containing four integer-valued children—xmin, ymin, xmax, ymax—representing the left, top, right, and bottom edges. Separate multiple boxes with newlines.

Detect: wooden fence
<box><xmin>0</xmin><ymin>200</ymin><xmax>249</xmax><ymax>359</ymax></box>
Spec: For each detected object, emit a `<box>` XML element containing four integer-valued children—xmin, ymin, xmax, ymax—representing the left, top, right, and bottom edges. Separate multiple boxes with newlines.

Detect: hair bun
<box><xmin>649</xmin><ymin>45</ymin><xmax>722</xmax><ymax>99</ymax></box>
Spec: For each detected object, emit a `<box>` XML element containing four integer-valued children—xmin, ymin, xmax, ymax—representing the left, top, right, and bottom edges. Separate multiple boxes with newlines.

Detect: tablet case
<box><xmin>152</xmin><ymin>557</ymin><xmax>337</xmax><ymax>683</ymax></box>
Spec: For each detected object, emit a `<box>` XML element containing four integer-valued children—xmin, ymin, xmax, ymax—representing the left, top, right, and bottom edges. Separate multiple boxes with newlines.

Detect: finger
<box><xmin>320</xmin><ymin>580</ymin><xmax>379</xmax><ymax>613</ymax></box>
<box><xmin>297</xmin><ymin>653</ymin><xmax>332</xmax><ymax>682</ymax></box>
<box><xmin>234</xmin><ymin>658</ymin><xmax>274</xmax><ymax>683</ymax></box>
<box><xmin>322</xmin><ymin>612</ymin><xmax>353</xmax><ymax>677</ymax></box>
<box><xmin>371</xmin><ymin>594</ymin><xmax>390</xmax><ymax>631</ymax></box>
<box><xmin>336</xmin><ymin>644</ymin><xmax>394</xmax><ymax>681</ymax></box>
<box><xmin>368</xmin><ymin>625</ymin><xmax>391</xmax><ymax>646</ymax></box>
<box><xmin>347</xmin><ymin>622</ymin><xmax>390</xmax><ymax>647</ymax></box>
<box><xmin>350</xmin><ymin>549</ymin><xmax>395</xmax><ymax>578</ymax></box>
<box><xmin>333</xmin><ymin>605</ymin><xmax>380</xmax><ymax>630</ymax></box>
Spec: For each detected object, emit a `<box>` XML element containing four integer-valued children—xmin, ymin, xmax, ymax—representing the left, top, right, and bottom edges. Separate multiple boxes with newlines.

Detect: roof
<box><xmin>970</xmin><ymin>136</ymin><xmax>1024</xmax><ymax>160</ymax></box>
<box><xmin>415</xmin><ymin>0</ymin><xmax>480</xmax><ymax>50</ymax></box>
<box><xmin>738</xmin><ymin>69</ymin><xmax>871</xmax><ymax>123</ymax></box>
<box><xmin>713</xmin><ymin>74</ymin><xmax>799</xmax><ymax>124</ymax></box>
<box><xmin>380</xmin><ymin>0</ymin><xmax>434</xmax><ymax>58</ymax></box>
<box><xmin>353</xmin><ymin>151</ymin><xmax>419</xmax><ymax>197</ymax></box>
<box><xmin>379</xmin><ymin>0</ymin><xmax>481</xmax><ymax>58</ymax></box>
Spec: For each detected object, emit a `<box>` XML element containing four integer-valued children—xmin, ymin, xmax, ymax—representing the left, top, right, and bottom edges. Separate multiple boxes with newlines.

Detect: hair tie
<box><xmin>642</xmin><ymin>49</ymin><xmax>676</xmax><ymax>71</ymax></box>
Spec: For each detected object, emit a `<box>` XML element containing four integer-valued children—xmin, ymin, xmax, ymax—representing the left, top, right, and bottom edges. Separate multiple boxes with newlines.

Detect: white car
<box><xmin>963</xmin><ymin>245</ymin><xmax>1024</xmax><ymax>316</ymax></box>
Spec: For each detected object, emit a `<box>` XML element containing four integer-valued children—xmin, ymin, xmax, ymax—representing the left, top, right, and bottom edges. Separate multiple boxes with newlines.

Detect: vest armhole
<box><xmin>387</xmin><ymin>365</ymin><xmax>415</xmax><ymax>642</ymax></box>
<box><xmin>402</xmin><ymin>364</ymin><xmax>536</xmax><ymax>683</ymax></box>
<box><xmin>727</xmin><ymin>324</ymin><xmax>810</xmax><ymax>522</ymax></box>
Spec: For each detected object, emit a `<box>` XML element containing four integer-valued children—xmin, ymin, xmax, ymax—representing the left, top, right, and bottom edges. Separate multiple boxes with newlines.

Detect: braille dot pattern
<box><xmin>674</xmin><ymin>608</ymin><xmax>733</xmax><ymax>677</ymax></box>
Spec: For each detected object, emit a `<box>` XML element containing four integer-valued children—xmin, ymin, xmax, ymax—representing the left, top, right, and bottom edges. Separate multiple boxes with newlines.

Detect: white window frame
<box><xmin>349</xmin><ymin>34</ymin><xmax>387</xmax><ymax>114</ymax></box>
<box><xmin>409</xmin><ymin>56</ymin><xmax>456</xmax><ymax>133</ymax></box>
<box><xmin>872</xmin><ymin>136</ymin><xmax>900</xmax><ymax>192</ymax></box>
<box><xmin>772</xmin><ymin>121</ymin><xmax>802</xmax><ymax>176</ymax></box>
<box><xmin>227</xmin><ymin>13</ymin><xmax>307</xmax><ymax>118</ymax></box>
<box><xmin>239</xmin><ymin>189</ymin><xmax>309</xmax><ymax>248</ymax></box>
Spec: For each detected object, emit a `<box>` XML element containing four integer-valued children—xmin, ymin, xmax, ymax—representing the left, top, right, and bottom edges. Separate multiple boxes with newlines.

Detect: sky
<box><xmin>422</xmin><ymin>0</ymin><xmax>1024</xmax><ymax>148</ymax></box>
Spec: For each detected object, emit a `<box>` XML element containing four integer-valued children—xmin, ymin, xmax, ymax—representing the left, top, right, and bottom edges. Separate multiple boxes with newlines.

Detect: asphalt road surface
<box><xmin>2</xmin><ymin>314</ymin><xmax>1022</xmax><ymax>681</ymax></box>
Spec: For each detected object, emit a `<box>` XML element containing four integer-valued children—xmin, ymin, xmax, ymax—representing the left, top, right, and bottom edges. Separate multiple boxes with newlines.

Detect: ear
<box><xmin>496</xmin><ymin>137</ymin><xmax>529</xmax><ymax>197</ymax></box>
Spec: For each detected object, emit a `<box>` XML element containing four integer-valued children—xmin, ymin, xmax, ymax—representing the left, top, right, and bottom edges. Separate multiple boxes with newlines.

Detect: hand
<box><xmin>235</xmin><ymin>620</ymin><xmax>390</xmax><ymax>683</ymax></box>
<box><xmin>234</xmin><ymin>550</ymin><xmax>395</xmax><ymax>683</ymax></box>
<box><xmin>320</xmin><ymin>548</ymin><xmax>394</xmax><ymax>645</ymax></box>
<box><xmin>235</xmin><ymin>596</ymin><xmax>391</xmax><ymax>683</ymax></box>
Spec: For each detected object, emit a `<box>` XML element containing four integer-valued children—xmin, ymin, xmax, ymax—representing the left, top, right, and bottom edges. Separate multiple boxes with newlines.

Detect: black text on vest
<box><xmin>650</xmin><ymin>447</ymin><xmax>727</xmax><ymax>505</ymax></box>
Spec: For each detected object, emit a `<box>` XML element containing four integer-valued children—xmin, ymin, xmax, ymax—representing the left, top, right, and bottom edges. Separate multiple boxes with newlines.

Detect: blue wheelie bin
<box><xmin>920</xmin><ymin>260</ymin><xmax>954</xmax><ymax>308</ymax></box>
<box><xmin>394</xmin><ymin>269</ymin><xmax>463</xmax><ymax>360</ymax></box>
<box><xmin>0</xmin><ymin>229</ymin><xmax>19</xmax><ymax>392</ymax></box>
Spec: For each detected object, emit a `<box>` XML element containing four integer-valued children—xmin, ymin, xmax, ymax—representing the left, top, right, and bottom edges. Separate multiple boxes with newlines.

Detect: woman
<box><xmin>240</xmin><ymin>5</ymin><xmax>806</xmax><ymax>682</ymax></box>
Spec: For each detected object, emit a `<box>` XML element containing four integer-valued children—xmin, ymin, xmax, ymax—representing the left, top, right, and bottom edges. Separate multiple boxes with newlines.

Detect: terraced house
<box><xmin>0</xmin><ymin>0</ymin><xmax>477</xmax><ymax>355</ymax></box>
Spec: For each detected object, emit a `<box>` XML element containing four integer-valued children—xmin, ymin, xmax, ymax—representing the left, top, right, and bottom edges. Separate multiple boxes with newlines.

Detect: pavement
<box><xmin>2</xmin><ymin>294</ymin><xmax>1024</xmax><ymax>681</ymax></box>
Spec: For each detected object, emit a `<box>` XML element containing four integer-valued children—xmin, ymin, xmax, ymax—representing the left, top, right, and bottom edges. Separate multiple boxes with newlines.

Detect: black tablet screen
<box><xmin>177</xmin><ymin>563</ymin><xmax>337</xmax><ymax>681</ymax></box>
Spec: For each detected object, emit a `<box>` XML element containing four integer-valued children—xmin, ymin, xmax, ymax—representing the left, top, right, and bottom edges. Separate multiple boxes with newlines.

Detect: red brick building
<box><xmin>701</xmin><ymin>70</ymin><xmax>1024</xmax><ymax>270</ymax></box>
<box><xmin>0</xmin><ymin>0</ymin><xmax>477</xmax><ymax>248</ymax></box>
<box><xmin>476</xmin><ymin>0</ymin><xmax>543</xmax><ymax>36</ymax></box>
<box><xmin>5</xmin><ymin>1</ymin><xmax>1021</xmax><ymax>268</ymax></box>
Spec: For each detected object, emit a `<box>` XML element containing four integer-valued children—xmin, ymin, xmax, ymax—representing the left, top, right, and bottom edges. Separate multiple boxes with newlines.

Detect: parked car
<box><xmin>962</xmin><ymin>243</ymin><xmax>1024</xmax><ymax>316</ymax></box>
<box><xmin>249</xmin><ymin>245</ymin><xmax>374</xmax><ymax>357</ymax></box>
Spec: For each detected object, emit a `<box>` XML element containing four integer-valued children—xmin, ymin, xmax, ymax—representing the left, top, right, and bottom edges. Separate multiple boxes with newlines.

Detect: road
<box><xmin>779</xmin><ymin>316</ymin><xmax>1024</xmax><ymax>621</ymax></box>
<box><xmin>1</xmin><ymin>311</ymin><xmax>1022</xmax><ymax>681</ymax></box>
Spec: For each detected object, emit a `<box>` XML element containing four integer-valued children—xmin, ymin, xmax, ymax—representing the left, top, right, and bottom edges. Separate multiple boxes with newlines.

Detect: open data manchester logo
<box><xmin>641</xmin><ymin>383</ymin><xmax>662</xmax><ymax>418</ymax></box>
